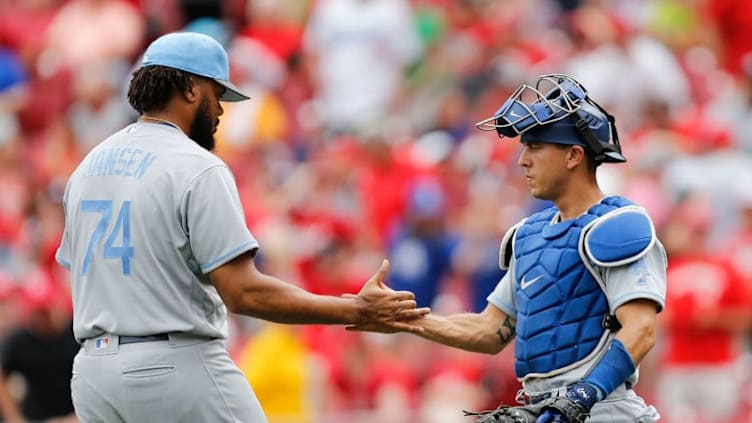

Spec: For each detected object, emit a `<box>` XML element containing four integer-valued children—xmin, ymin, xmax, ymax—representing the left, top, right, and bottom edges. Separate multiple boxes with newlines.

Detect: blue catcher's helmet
<box><xmin>476</xmin><ymin>74</ymin><xmax>626</xmax><ymax>163</ymax></box>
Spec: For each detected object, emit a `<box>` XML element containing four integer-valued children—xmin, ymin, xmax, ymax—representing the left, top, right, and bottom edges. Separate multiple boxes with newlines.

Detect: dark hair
<box><xmin>127</xmin><ymin>65</ymin><xmax>193</xmax><ymax>114</ymax></box>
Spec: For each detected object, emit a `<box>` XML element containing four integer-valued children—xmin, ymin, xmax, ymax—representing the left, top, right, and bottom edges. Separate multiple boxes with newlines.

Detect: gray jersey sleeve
<box><xmin>601</xmin><ymin>241</ymin><xmax>668</xmax><ymax>313</ymax></box>
<box><xmin>55</xmin><ymin>185</ymin><xmax>72</xmax><ymax>270</ymax></box>
<box><xmin>487</xmin><ymin>263</ymin><xmax>517</xmax><ymax>316</ymax></box>
<box><xmin>182</xmin><ymin>165</ymin><xmax>258</xmax><ymax>273</ymax></box>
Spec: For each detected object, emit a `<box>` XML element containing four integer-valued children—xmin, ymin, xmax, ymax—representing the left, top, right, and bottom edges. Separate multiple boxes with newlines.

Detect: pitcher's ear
<box><xmin>182</xmin><ymin>76</ymin><xmax>200</xmax><ymax>103</ymax></box>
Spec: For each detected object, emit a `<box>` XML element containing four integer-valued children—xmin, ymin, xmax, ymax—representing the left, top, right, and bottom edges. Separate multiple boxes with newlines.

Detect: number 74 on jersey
<box><xmin>80</xmin><ymin>200</ymin><xmax>134</xmax><ymax>276</ymax></box>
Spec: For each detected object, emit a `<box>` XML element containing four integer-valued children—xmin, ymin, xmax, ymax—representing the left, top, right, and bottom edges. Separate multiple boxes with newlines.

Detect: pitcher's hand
<box><xmin>346</xmin><ymin>259</ymin><xmax>430</xmax><ymax>333</ymax></box>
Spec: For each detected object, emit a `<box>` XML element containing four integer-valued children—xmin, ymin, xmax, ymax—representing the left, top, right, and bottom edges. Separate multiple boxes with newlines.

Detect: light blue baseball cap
<box><xmin>141</xmin><ymin>32</ymin><xmax>249</xmax><ymax>102</ymax></box>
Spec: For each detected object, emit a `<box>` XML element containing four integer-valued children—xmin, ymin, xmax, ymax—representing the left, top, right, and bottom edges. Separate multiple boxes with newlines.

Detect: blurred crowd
<box><xmin>1</xmin><ymin>0</ymin><xmax>752</xmax><ymax>422</ymax></box>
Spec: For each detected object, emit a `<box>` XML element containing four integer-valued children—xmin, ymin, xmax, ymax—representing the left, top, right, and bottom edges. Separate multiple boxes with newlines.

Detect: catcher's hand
<box><xmin>535</xmin><ymin>382</ymin><xmax>599</xmax><ymax>423</ymax></box>
<box><xmin>535</xmin><ymin>397</ymin><xmax>587</xmax><ymax>423</ymax></box>
<box><xmin>463</xmin><ymin>404</ymin><xmax>538</xmax><ymax>423</ymax></box>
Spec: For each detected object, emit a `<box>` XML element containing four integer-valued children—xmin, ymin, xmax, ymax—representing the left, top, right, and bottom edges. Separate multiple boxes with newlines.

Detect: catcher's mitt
<box><xmin>537</xmin><ymin>396</ymin><xmax>590</xmax><ymax>423</ymax></box>
<box><xmin>463</xmin><ymin>404</ymin><xmax>538</xmax><ymax>423</ymax></box>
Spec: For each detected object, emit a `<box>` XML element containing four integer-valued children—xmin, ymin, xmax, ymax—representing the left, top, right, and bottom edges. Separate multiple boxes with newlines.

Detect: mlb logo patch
<box><xmin>94</xmin><ymin>337</ymin><xmax>110</xmax><ymax>349</ymax></box>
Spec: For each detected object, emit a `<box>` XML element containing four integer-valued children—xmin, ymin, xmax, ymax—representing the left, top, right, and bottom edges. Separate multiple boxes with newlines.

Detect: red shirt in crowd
<box><xmin>663</xmin><ymin>254</ymin><xmax>752</xmax><ymax>365</ymax></box>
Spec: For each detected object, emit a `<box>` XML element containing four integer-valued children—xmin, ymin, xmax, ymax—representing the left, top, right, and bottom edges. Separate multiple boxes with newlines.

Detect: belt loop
<box><xmin>515</xmin><ymin>389</ymin><xmax>530</xmax><ymax>405</ymax></box>
<box><xmin>555</xmin><ymin>386</ymin><xmax>568</xmax><ymax>398</ymax></box>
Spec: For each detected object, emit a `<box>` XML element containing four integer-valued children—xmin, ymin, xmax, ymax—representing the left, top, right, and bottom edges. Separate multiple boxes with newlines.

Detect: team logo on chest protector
<box><xmin>512</xmin><ymin>197</ymin><xmax>633</xmax><ymax>380</ymax></box>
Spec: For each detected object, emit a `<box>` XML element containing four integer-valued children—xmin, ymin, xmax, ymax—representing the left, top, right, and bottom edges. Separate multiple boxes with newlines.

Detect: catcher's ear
<box><xmin>567</xmin><ymin>145</ymin><xmax>586</xmax><ymax>170</ymax></box>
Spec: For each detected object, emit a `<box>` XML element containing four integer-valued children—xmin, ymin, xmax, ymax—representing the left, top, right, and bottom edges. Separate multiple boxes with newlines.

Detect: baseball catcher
<box><xmin>350</xmin><ymin>74</ymin><xmax>666</xmax><ymax>423</ymax></box>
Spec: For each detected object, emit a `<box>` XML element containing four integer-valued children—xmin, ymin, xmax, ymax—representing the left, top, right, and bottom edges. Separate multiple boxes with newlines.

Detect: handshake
<box><xmin>344</xmin><ymin>259</ymin><xmax>431</xmax><ymax>334</ymax></box>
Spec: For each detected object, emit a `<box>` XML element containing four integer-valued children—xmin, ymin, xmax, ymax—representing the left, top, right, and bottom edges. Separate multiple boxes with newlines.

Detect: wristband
<box><xmin>582</xmin><ymin>338</ymin><xmax>635</xmax><ymax>400</ymax></box>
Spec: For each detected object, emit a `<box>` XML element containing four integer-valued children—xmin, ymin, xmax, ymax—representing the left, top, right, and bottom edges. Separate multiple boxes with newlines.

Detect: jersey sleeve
<box><xmin>487</xmin><ymin>262</ymin><xmax>517</xmax><ymax>316</ymax></box>
<box><xmin>55</xmin><ymin>184</ymin><xmax>72</xmax><ymax>270</ymax></box>
<box><xmin>182</xmin><ymin>165</ymin><xmax>259</xmax><ymax>273</ymax></box>
<box><xmin>603</xmin><ymin>241</ymin><xmax>668</xmax><ymax>313</ymax></box>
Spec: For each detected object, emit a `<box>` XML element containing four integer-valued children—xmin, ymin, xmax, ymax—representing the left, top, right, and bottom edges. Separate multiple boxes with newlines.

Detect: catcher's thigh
<box><xmin>588</xmin><ymin>389</ymin><xmax>659</xmax><ymax>423</ymax></box>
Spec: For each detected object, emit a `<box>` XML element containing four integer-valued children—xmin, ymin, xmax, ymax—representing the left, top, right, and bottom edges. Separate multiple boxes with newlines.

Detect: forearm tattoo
<box><xmin>496</xmin><ymin>315</ymin><xmax>516</xmax><ymax>346</ymax></box>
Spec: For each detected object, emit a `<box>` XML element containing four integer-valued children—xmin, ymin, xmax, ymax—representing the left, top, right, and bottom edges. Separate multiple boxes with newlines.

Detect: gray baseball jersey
<box><xmin>56</xmin><ymin>121</ymin><xmax>258</xmax><ymax>343</ymax></box>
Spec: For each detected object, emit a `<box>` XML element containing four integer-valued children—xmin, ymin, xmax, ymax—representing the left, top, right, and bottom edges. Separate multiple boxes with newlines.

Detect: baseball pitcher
<box><xmin>56</xmin><ymin>32</ymin><xmax>428</xmax><ymax>423</ymax></box>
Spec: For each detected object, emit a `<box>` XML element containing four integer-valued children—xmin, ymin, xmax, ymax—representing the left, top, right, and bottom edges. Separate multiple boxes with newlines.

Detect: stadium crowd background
<box><xmin>1</xmin><ymin>0</ymin><xmax>752</xmax><ymax>422</ymax></box>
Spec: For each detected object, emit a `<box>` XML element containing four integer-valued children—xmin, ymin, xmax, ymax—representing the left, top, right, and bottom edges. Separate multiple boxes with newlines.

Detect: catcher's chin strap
<box><xmin>572</xmin><ymin>99</ymin><xmax>626</xmax><ymax>164</ymax></box>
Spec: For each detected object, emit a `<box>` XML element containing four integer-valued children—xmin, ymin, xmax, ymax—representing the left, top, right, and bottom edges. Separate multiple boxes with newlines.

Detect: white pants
<box><xmin>518</xmin><ymin>384</ymin><xmax>660</xmax><ymax>422</ymax></box>
<box><xmin>72</xmin><ymin>334</ymin><xmax>267</xmax><ymax>422</ymax></box>
<box><xmin>589</xmin><ymin>389</ymin><xmax>660</xmax><ymax>423</ymax></box>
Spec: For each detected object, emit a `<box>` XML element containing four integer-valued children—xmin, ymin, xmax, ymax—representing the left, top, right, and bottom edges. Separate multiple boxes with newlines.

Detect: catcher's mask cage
<box><xmin>476</xmin><ymin>74</ymin><xmax>626</xmax><ymax>164</ymax></box>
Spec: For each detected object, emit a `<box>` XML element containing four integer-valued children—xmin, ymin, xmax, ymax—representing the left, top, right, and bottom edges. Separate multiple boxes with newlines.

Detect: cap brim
<box><xmin>216</xmin><ymin>79</ymin><xmax>250</xmax><ymax>102</ymax></box>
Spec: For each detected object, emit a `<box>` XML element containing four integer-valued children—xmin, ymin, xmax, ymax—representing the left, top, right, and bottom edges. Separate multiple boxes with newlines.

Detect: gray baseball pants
<box><xmin>520</xmin><ymin>384</ymin><xmax>660</xmax><ymax>422</ymax></box>
<box><xmin>71</xmin><ymin>334</ymin><xmax>268</xmax><ymax>423</ymax></box>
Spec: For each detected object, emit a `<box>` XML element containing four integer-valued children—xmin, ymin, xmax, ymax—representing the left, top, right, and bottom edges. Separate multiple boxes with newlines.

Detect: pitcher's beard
<box><xmin>190</xmin><ymin>98</ymin><xmax>216</xmax><ymax>151</ymax></box>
